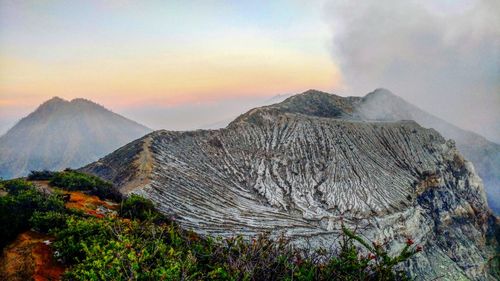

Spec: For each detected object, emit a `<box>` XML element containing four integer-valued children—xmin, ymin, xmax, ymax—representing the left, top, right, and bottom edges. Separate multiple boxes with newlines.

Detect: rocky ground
<box><xmin>83</xmin><ymin>90</ymin><xmax>499</xmax><ymax>280</ymax></box>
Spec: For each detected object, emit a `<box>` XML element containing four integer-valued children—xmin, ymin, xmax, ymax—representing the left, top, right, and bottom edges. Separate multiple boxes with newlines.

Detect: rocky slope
<box><xmin>0</xmin><ymin>97</ymin><xmax>152</xmax><ymax>179</ymax></box>
<box><xmin>83</xmin><ymin>90</ymin><xmax>499</xmax><ymax>280</ymax></box>
<box><xmin>357</xmin><ymin>88</ymin><xmax>500</xmax><ymax>214</ymax></box>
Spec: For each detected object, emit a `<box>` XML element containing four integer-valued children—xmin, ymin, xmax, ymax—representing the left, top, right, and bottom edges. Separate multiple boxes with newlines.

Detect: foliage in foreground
<box><xmin>1</xmin><ymin>178</ymin><xmax>421</xmax><ymax>280</ymax></box>
<box><xmin>48</xmin><ymin>216</ymin><xmax>419</xmax><ymax>281</ymax></box>
<box><xmin>487</xmin><ymin>219</ymin><xmax>500</xmax><ymax>278</ymax></box>
<box><xmin>119</xmin><ymin>194</ymin><xmax>165</xmax><ymax>222</ymax></box>
<box><xmin>0</xmin><ymin>179</ymin><xmax>65</xmax><ymax>248</ymax></box>
<box><xmin>53</xmin><ymin>198</ymin><xmax>420</xmax><ymax>280</ymax></box>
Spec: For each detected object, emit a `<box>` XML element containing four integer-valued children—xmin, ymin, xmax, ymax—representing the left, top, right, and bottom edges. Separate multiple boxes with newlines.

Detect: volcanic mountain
<box><xmin>0</xmin><ymin>97</ymin><xmax>151</xmax><ymax>179</ymax></box>
<box><xmin>83</xmin><ymin>90</ymin><xmax>499</xmax><ymax>280</ymax></box>
<box><xmin>357</xmin><ymin>88</ymin><xmax>500</xmax><ymax>214</ymax></box>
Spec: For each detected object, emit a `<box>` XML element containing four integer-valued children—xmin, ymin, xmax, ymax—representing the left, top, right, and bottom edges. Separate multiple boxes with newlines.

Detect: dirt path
<box><xmin>121</xmin><ymin>135</ymin><xmax>154</xmax><ymax>193</ymax></box>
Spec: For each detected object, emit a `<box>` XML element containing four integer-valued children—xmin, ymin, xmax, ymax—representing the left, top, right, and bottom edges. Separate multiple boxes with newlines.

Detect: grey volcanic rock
<box><xmin>357</xmin><ymin>88</ymin><xmax>500</xmax><ymax>214</ymax></box>
<box><xmin>0</xmin><ymin>97</ymin><xmax>152</xmax><ymax>179</ymax></box>
<box><xmin>83</xmin><ymin>90</ymin><xmax>499</xmax><ymax>280</ymax></box>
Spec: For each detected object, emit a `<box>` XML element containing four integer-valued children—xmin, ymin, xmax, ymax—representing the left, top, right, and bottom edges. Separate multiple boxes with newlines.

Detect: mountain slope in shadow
<box><xmin>357</xmin><ymin>88</ymin><xmax>500</xmax><ymax>213</ymax></box>
<box><xmin>0</xmin><ymin>97</ymin><xmax>152</xmax><ymax>179</ymax></box>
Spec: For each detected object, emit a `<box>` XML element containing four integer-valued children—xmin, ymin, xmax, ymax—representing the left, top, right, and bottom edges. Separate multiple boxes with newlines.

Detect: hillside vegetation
<box><xmin>0</xmin><ymin>171</ymin><xmax>423</xmax><ymax>281</ymax></box>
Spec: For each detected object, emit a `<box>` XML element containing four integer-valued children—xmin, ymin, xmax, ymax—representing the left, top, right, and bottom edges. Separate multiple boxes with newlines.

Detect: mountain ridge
<box><xmin>357</xmin><ymin>88</ymin><xmax>500</xmax><ymax>213</ymax></box>
<box><xmin>0</xmin><ymin>97</ymin><xmax>152</xmax><ymax>179</ymax></box>
<box><xmin>82</xmin><ymin>89</ymin><xmax>499</xmax><ymax>280</ymax></box>
<box><xmin>232</xmin><ymin>88</ymin><xmax>500</xmax><ymax>213</ymax></box>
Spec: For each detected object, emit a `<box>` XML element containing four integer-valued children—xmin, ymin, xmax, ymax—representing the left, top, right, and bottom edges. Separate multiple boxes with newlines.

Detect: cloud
<box><xmin>326</xmin><ymin>0</ymin><xmax>500</xmax><ymax>142</ymax></box>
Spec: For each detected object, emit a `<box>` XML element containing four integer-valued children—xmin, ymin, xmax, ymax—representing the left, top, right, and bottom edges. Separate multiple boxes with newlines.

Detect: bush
<box><xmin>55</xmin><ymin>212</ymin><xmax>418</xmax><ymax>281</ymax></box>
<box><xmin>62</xmin><ymin>220</ymin><xmax>194</xmax><ymax>281</ymax></box>
<box><xmin>0</xmin><ymin>177</ymin><xmax>418</xmax><ymax>280</ymax></box>
<box><xmin>2</xmin><ymin>179</ymin><xmax>35</xmax><ymax>194</ymax></box>
<box><xmin>0</xmin><ymin>179</ymin><xmax>65</xmax><ymax>248</ymax></box>
<box><xmin>53</xmin><ymin>216</ymin><xmax>113</xmax><ymax>263</ymax></box>
<box><xmin>49</xmin><ymin>171</ymin><xmax>121</xmax><ymax>201</ymax></box>
<box><xmin>119</xmin><ymin>194</ymin><xmax>164</xmax><ymax>222</ymax></box>
<box><xmin>27</xmin><ymin>170</ymin><xmax>57</xmax><ymax>181</ymax></box>
<box><xmin>30</xmin><ymin>210</ymin><xmax>69</xmax><ymax>233</ymax></box>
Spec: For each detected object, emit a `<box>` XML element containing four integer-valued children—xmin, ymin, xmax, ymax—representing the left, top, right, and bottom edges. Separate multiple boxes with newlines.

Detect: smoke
<box><xmin>326</xmin><ymin>0</ymin><xmax>500</xmax><ymax>142</ymax></box>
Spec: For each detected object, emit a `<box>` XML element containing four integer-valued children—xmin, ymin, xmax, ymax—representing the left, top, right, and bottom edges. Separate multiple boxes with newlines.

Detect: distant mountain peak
<box><xmin>70</xmin><ymin>98</ymin><xmax>99</xmax><ymax>105</ymax></box>
<box><xmin>34</xmin><ymin>96</ymin><xmax>69</xmax><ymax>115</ymax></box>
<box><xmin>39</xmin><ymin>96</ymin><xmax>68</xmax><ymax>106</ymax></box>
<box><xmin>0</xmin><ymin>96</ymin><xmax>152</xmax><ymax>179</ymax></box>
<box><xmin>39</xmin><ymin>97</ymin><xmax>104</xmax><ymax>108</ymax></box>
<box><xmin>47</xmin><ymin>96</ymin><xmax>66</xmax><ymax>102</ymax></box>
<box><xmin>291</xmin><ymin>89</ymin><xmax>344</xmax><ymax>101</ymax></box>
<box><xmin>71</xmin><ymin>97</ymin><xmax>91</xmax><ymax>103</ymax></box>
<box><xmin>30</xmin><ymin>96</ymin><xmax>111</xmax><ymax>119</ymax></box>
<box><xmin>233</xmin><ymin>89</ymin><xmax>358</xmax><ymax>125</ymax></box>
<box><xmin>370</xmin><ymin>87</ymin><xmax>395</xmax><ymax>96</ymax></box>
<box><xmin>300</xmin><ymin>88</ymin><xmax>332</xmax><ymax>95</ymax></box>
<box><xmin>69</xmin><ymin>98</ymin><xmax>110</xmax><ymax>113</ymax></box>
<box><xmin>363</xmin><ymin>88</ymin><xmax>405</xmax><ymax>103</ymax></box>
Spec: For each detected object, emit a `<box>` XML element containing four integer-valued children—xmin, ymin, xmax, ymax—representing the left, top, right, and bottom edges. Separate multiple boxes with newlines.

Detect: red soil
<box><xmin>0</xmin><ymin>231</ymin><xmax>65</xmax><ymax>281</ymax></box>
<box><xmin>0</xmin><ymin>181</ymin><xmax>120</xmax><ymax>280</ymax></box>
<box><xmin>64</xmin><ymin>191</ymin><xmax>118</xmax><ymax>217</ymax></box>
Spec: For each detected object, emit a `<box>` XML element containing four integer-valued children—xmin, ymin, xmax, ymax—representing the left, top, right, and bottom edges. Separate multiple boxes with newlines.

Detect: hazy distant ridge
<box><xmin>0</xmin><ymin>97</ymin><xmax>152</xmax><ymax>179</ymax></box>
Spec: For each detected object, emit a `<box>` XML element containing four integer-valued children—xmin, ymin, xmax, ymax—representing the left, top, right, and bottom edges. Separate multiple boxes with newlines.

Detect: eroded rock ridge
<box><xmin>83</xmin><ymin>90</ymin><xmax>499</xmax><ymax>280</ymax></box>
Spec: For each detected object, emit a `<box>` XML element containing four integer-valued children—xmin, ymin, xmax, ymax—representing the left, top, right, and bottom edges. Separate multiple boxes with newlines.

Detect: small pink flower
<box><xmin>406</xmin><ymin>238</ymin><xmax>414</xmax><ymax>246</ymax></box>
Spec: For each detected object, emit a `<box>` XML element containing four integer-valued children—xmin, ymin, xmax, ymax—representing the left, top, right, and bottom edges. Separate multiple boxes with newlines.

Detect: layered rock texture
<box><xmin>0</xmin><ymin>97</ymin><xmax>151</xmax><ymax>179</ymax></box>
<box><xmin>83</xmin><ymin>90</ymin><xmax>499</xmax><ymax>280</ymax></box>
<box><xmin>358</xmin><ymin>89</ymin><xmax>500</xmax><ymax>214</ymax></box>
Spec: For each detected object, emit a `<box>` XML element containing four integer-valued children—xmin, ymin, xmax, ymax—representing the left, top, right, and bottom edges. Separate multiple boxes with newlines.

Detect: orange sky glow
<box><xmin>0</xmin><ymin>1</ymin><xmax>341</xmax><ymax>119</ymax></box>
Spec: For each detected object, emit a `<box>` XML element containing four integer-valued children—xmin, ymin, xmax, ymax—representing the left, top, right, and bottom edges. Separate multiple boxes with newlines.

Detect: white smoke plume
<box><xmin>326</xmin><ymin>0</ymin><xmax>500</xmax><ymax>142</ymax></box>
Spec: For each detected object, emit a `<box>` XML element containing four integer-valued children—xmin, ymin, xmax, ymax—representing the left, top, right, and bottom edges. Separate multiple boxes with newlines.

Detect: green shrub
<box><xmin>0</xmin><ymin>179</ymin><xmax>65</xmax><ymax>248</ymax></box>
<box><xmin>55</xmin><ymin>212</ymin><xmax>418</xmax><ymax>281</ymax></box>
<box><xmin>0</xmin><ymin>177</ymin><xmax>418</xmax><ymax>280</ymax></box>
<box><xmin>30</xmin><ymin>210</ymin><xmax>69</xmax><ymax>233</ymax></box>
<box><xmin>49</xmin><ymin>171</ymin><xmax>121</xmax><ymax>201</ymax></box>
<box><xmin>63</xmin><ymin>221</ymin><xmax>195</xmax><ymax>281</ymax></box>
<box><xmin>27</xmin><ymin>170</ymin><xmax>57</xmax><ymax>180</ymax></box>
<box><xmin>119</xmin><ymin>194</ymin><xmax>164</xmax><ymax>222</ymax></box>
<box><xmin>53</xmin><ymin>216</ymin><xmax>113</xmax><ymax>263</ymax></box>
<box><xmin>339</xmin><ymin>225</ymin><xmax>416</xmax><ymax>280</ymax></box>
<box><xmin>2</xmin><ymin>179</ymin><xmax>34</xmax><ymax>194</ymax></box>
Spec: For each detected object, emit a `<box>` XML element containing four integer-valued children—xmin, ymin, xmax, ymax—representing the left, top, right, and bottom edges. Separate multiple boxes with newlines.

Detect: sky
<box><xmin>0</xmin><ymin>0</ymin><xmax>498</xmax><ymax>142</ymax></box>
<box><xmin>0</xmin><ymin>0</ymin><xmax>339</xmax><ymax>132</ymax></box>
<box><xmin>326</xmin><ymin>0</ymin><xmax>500</xmax><ymax>142</ymax></box>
